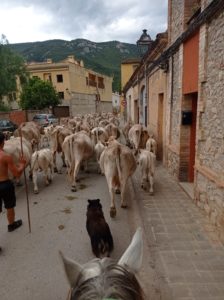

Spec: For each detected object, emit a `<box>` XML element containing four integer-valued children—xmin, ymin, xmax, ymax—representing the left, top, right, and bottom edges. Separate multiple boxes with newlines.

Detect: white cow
<box><xmin>62</xmin><ymin>131</ymin><xmax>94</xmax><ymax>192</ymax></box>
<box><xmin>3</xmin><ymin>137</ymin><xmax>33</xmax><ymax>184</ymax></box>
<box><xmin>14</xmin><ymin>121</ymin><xmax>42</xmax><ymax>150</ymax></box>
<box><xmin>146</xmin><ymin>137</ymin><xmax>157</xmax><ymax>156</ymax></box>
<box><xmin>100</xmin><ymin>139</ymin><xmax>137</xmax><ymax>217</ymax></box>
<box><xmin>50</xmin><ymin>126</ymin><xmax>72</xmax><ymax>173</ymax></box>
<box><xmin>91</xmin><ymin>127</ymin><xmax>108</xmax><ymax>145</ymax></box>
<box><xmin>31</xmin><ymin>148</ymin><xmax>54</xmax><ymax>194</ymax></box>
<box><xmin>94</xmin><ymin>141</ymin><xmax>105</xmax><ymax>173</ymax></box>
<box><xmin>122</xmin><ymin>121</ymin><xmax>133</xmax><ymax>146</ymax></box>
<box><xmin>128</xmin><ymin>124</ymin><xmax>149</xmax><ymax>152</ymax></box>
<box><xmin>138</xmin><ymin>149</ymin><xmax>156</xmax><ymax>195</ymax></box>
<box><xmin>104</xmin><ymin>123</ymin><xmax>120</xmax><ymax>140</ymax></box>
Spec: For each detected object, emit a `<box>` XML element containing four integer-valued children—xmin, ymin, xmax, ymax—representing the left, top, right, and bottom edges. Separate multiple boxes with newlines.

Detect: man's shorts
<box><xmin>0</xmin><ymin>180</ymin><xmax>16</xmax><ymax>212</ymax></box>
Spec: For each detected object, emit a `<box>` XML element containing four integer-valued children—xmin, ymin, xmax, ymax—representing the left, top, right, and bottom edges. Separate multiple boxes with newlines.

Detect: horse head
<box><xmin>59</xmin><ymin>227</ymin><xmax>145</xmax><ymax>300</ymax></box>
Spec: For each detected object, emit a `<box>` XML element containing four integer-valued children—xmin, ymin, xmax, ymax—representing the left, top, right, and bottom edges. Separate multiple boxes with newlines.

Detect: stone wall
<box><xmin>195</xmin><ymin>9</ymin><xmax>224</xmax><ymax>241</ymax></box>
<box><xmin>100</xmin><ymin>101</ymin><xmax>112</xmax><ymax>113</ymax></box>
<box><xmin>195</xmin><ymin>171</ymin><xmax>224</xmax><ymax>242</ymax></box>
<box><xmin>169</xmin><ymin>0</ymin><xmax>184</xmax><ymax>44</ymax></box>
<box><xmin>170</xmin><ymin>50</ymin><xmax>182</xmax><ymax>147</ymax></box>
<box><xmin>69</xmin><ymin>92</ymin><xmax>112</xmax><ymax>116</ymax></box>
<box><xmin>167</xmin><ymin>147</ymin><xmax>179</xmax><ymax>179</ymax></box>
<box><xmin>197</xmin><ymin>11</ymin><xmax>224</xmax><ymax>173</ymax></box>
<box><xmin>70</xmin><ymin>93</ymin><xmax>96</xmax><ymax>116</ymax></box>
<box><xmin>201</xmin><ymin>0</ymin><xmax>214</xmax><ymax>9</ymax></box>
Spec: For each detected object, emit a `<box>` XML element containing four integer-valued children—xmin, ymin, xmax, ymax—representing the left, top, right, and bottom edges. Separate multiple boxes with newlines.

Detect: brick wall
<box><xmin>0</xmin><ymin>109</ymin><xmax>48</xmax><ymax>124</ymax></box>
<box><xmin>9</xmin><ymin>111</ymin><xmax>27</xmax><ymax>125</ymax></box>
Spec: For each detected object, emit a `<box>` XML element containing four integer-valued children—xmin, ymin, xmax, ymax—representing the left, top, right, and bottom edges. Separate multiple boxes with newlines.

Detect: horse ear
<box><xmin>59</xmin><ymin>251</ymin><xmax>83</xmax><ymax>287</ymax></box>
<box><xmin>118</xmin><ymin>227</ymin><xmax>143</xmax><ymax>273</ymax></box>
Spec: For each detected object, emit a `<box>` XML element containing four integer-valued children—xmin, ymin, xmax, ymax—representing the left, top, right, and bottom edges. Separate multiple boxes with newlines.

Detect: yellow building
<box><xmin>121</xmin><ymin>58</ymin><xmax>140</xmax><ymax>90</ymax></box>
<box><xmin>120</xmin><ymin>58</ymin><xmax>140</xmax><ymax>115</ymax></box>
<box><xmin>26</xmin><ymin>55</ymin><xmax>113</xmax><ymax>116</ymax></box>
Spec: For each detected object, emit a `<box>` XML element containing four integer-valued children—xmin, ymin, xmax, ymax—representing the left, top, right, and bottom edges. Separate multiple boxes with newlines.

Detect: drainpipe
<box><xmin>137</xmin><ymin>73</ymin><xmax>140</xmax><ymax>123</ymax></box>
<box><xmin>144</xmin><ymin>63</ymin><xmax>148</xmax><ymax>127</ymax></box>
<box><xmin>169</xmin><ymin>55</ymin><xmax>174</xmax><ymax>144</ymax></box>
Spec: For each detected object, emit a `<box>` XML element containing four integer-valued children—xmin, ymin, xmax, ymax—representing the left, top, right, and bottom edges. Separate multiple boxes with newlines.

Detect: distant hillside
<box><xmin>10</xmin><ymin>39</ymin><xmax>140</xmax><ymax>92</ymax></box>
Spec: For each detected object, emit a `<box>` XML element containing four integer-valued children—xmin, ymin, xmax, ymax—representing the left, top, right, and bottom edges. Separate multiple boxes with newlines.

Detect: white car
<box><xmin>33</xmin><ymin>114</ymin><xmax>59</xmax><ymax>127</ymax></box>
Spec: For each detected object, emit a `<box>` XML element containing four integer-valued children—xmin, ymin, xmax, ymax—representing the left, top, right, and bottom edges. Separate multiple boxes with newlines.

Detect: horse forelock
<box><xmin>71</xmin><ymin>259</ymin><xmax>145</xmax><ymax>300</ymax></box>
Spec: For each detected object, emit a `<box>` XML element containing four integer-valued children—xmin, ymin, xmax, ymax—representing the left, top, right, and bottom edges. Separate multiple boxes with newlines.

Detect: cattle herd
<box><xmin>2</xmin><ymin>113</ymin><xmax>158</xmax><ymax>299</ymax></box>
<box><xmin>3</xmin><ymin>112</ymin><xmax>157</xmax><ymax>217</ymax></box>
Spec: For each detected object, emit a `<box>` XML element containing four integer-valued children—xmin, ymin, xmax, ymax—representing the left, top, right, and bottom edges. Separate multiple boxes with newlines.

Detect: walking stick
<box><xmin>19</xmin><ymin>129</ymin><xmax>31</xmax><ymax>233</ymax></box>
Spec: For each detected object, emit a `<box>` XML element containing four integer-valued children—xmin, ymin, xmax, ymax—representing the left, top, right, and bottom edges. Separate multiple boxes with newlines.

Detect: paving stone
<box><xmin>170</xmin><ymin>283</ymin><xmax>191</xmax><ymax>297</ymax></box>
<box><xmin>132</xmin><ymin>164</ymin><xmax>224</xmax><ymax>300</ymax></box>
<box><xmin>188</xmin><ymin>284</ymin><xmax>208</xmax><ymax>296</ymax></box>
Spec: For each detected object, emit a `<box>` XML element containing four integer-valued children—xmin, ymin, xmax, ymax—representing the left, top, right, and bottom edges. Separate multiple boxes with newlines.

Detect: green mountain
<box><xmin>10</xmin><ymin>39</ymin><xmax>140</xmax><ymax>92</ymax></box>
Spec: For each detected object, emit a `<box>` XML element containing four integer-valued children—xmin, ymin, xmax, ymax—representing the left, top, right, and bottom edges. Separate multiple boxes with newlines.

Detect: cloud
<box><xmin>0</xmin><ymin>0</ymin><xmax>167</xmax><ymax>44</ymax></box>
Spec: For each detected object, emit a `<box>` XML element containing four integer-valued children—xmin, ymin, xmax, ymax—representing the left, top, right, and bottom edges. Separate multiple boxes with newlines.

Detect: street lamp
<box><xmin>136</xmin><ymin>29</ymin><xmax>153</xmax><ymax>57</ymax></box>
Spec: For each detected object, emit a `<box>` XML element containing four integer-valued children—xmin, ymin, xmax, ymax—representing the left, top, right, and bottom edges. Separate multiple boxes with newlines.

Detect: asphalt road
<box><xmin>0</xmin><ymin>156</ymin><xmax>147</xmax><ymax>300</ymax></box>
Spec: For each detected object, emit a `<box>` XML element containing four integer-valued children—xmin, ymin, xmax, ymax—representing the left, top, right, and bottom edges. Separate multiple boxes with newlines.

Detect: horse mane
<box><xmin>71</xmin><ymin>260</ymin><xmax>145</xmax><ymax>300</ymax></box>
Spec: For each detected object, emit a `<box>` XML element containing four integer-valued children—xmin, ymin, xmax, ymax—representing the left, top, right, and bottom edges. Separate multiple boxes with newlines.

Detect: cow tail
<box><xmin>96</xmin><ymin>129</ymin><xmax>99</xmax><ymax>143</ymax></box>
<box><xmin>115</xmin><ymin>145</ymin><xmax>122</xmax><ymax>183</ymax></box>
<box><xmin>69</xmin><ymin>137</ymin><xmax>75</xmax><ymax>180</ymax></box>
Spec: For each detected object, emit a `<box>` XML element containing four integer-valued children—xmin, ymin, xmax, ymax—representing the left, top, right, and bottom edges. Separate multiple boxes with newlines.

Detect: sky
<box><xmin>0</xmin><ymin>0</ymin><xmax>168</xmax><ymax>45</ymax></box>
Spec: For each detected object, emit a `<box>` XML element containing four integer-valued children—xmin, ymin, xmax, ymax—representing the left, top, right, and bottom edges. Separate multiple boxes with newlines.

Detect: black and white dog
<box><xmin>86</xmin><ymin>199</ymin><xmax>114</xmax><ymax>258</ymax></box>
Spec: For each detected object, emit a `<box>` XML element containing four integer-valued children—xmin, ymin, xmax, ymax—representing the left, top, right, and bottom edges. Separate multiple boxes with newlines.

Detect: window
<box><xmin>44</xmin><ymin>73</ymin><xmax>52</xmax><ymax>82</ymax></box>
<box><xmin>58</xmin><ymin>92</ymin><xmax>64</xmax><ymax>99</ymax></box>
<box><xmin>98</xmin><ymin>76</ymin><xmax>105</xmax><ymax>89</ymax></box>
<box><xmin>57</xmin><ymin>74</ymin><xmax>63</xmax><ymax>82</ymax></box>
<box><xmin>88</xmin><ymin>73</ymin><xmax>97</xmax><ymax>87</ymax></box>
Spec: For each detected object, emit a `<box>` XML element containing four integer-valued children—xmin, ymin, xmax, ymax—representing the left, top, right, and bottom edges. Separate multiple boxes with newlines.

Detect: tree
<box><xmin>19</xmin><ymin>77</ymin><xmax>60</xmax><ymax>110</ymax></box>
<box><xmin>0</xmin><ymin>34</ymin><xmax>27</xmax><ymax>101</ymax></box>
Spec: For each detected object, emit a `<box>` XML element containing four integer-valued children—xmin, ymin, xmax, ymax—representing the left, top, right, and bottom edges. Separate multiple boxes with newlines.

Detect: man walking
<box><xmin>0</xmin><ymin>131</ymin><xmax>26</xmax><ymax>252</ymax></box>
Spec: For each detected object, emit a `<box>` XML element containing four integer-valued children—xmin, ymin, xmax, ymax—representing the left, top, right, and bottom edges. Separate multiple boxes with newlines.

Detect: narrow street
<box><xmin>1</xmin><ymin>154</ymin><xmax>224</xmax><ymax>300</ymax></box>
<box><xmin>0</xmin><ymin>157</ymin><xmax>148</xmax><ymax>300</ymax></box>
